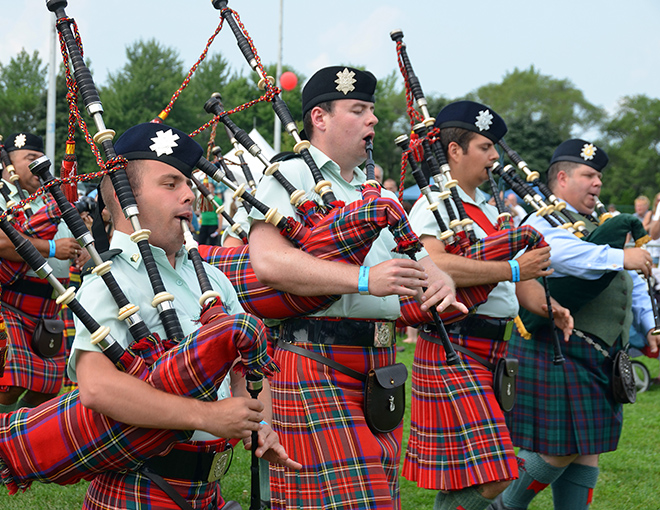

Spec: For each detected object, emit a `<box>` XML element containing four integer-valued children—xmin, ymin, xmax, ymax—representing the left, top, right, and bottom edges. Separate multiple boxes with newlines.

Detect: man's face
<box><xmin>316</xmin><ymin>99</ymin><xmax>378</xmax><ymax>168</ymax></box>
<box><xmin>133</xmin><ymin>160</ymin><xmax>195</xmax><ymax>257</ymax></box>
<box><xmin>452</xmin><ymin>133</ymin><xmax>500</xmax><ymax>189</ymax></box>
<box><xmin>559</xmin><ymin>164</ymin><xmax>602</xmax><ymax>214</ymax></box>
<box><xmin>634</xmin><ymin>200</ymin><xmax>649</xmax><ymax>216</ymax></box>
<box><xmin>7</xmin><ymin>149</ymin><xmax>44</xmax><ymax>194</ymax></box>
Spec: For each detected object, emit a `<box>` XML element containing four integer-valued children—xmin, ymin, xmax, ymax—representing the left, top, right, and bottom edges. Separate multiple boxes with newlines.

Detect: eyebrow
<box><xmin>160</xmin><ymin>172</ymin><xmax>185</xmax><ymax>181</ymax></box>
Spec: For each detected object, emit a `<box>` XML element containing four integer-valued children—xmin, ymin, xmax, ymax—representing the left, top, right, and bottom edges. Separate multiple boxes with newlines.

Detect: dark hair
<box><xmin>439</xmin><ymin>127</ymin><xmax>477</xmax><ymax>154</ymax></box>
<box><xmin>302</xmin><ymin>101</ymin><xmax>334</xmax><ymax>140</ymax></box>
<box><xmin>100</xmin><ymin>160</ymin><xmax>144</xmax><ymax>220</ymax></box>
<box><xmin>546</xmin><ymin>161</ymin><xmax>580</xmax><ymax>191</ymax></box>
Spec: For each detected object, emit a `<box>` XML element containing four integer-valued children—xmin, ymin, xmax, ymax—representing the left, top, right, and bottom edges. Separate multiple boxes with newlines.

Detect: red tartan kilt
<box><xmin>0</xmin><ymin>309</ymin><xmax>272</xmax><ymax>493</ymax></box>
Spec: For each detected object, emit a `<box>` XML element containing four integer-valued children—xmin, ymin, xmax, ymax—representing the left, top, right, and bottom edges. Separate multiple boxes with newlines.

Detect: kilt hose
<box><xmin>403</xmin><ymin>332</ymin><xmax>518</xmax><ymax>491</ymax></box>
<box><xmin>505</xmin><ymin>327</ymin><xmax>624</xmax><ymax>456</ymax></box>
<box><xmin>0</xmin><ymin>279</ymin><xmax>66</xmax><ymax>395</ymax></box>
<box><xmin>270</xmin><ymin>343</ymin><xmax>402</xmax><ymax>510</ymax></box>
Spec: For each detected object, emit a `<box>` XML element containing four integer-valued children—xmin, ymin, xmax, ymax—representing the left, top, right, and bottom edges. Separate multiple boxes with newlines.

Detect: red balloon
<box><xmin>280</xmin><ymin>71</ymin><xmax>298</xmax><ymax>91</ymax></box>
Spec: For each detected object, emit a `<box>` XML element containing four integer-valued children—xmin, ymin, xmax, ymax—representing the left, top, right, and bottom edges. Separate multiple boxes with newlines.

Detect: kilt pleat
<box><xmin>0</xmin><ymin>283</ymin><xmax>65</xmax><ymax>394</ymax></box>
<box><xmin>505</xmin><ymin>328</ymin><xmax>623</xmax><ymax>455</ymax></box>
<box><xmin>270</xmin><ymin>343</ymin><xmax>402</xmax><ymax>510</ymax></box>
<box><xmin>403</xmin><ymin>333</ymin><xmax>518</xmax><ymax>490</ymax></box>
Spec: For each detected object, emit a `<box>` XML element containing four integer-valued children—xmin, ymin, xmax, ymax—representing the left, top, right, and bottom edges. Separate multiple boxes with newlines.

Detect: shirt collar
<box><xmin>456</xmin><ymin>185</ymin><xmax>488</xmax><ymax>207</ymax></box>
<box><xmin>110</xmin><ymin>231</ymin><xmax>187</xmax><ymax>270</ymax></box>
<box><xmin>308</xmin><ymin>145</ymin><xmax>365</xmax><ymax>186</ymax></box>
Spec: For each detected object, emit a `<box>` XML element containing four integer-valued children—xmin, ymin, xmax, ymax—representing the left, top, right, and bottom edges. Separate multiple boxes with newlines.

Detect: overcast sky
<box><xmin>2</xmin><ymin>0</ymin><xmax>659</xmax><ymax>116</ymax></box>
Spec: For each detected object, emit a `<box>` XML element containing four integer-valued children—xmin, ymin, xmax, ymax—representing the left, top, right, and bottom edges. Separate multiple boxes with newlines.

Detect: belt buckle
<box><xmin>207</xmin><ymin>448</ymin><xmax>232</xmax><ymax>483</ymax></box>
<box><xmin>503</xmin><ymin>320</ymin><xmax>513</xmax><ymax>341</ymax></box>
<box><xmin>374</xmin><ymin>322</ymin><xmax>394</xmax><ymax>347</ymax></box>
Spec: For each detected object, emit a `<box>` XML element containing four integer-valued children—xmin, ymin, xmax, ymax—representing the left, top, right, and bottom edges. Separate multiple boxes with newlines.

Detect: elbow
<box><xmin>250</xmin><ymin>253</ymin><xmax>282</xmax><ymax>288</ymax></box>
<box><xmin>77</xmin><ymin>380</ymin><xmax>105</xmax><ymax>413</ymax></box>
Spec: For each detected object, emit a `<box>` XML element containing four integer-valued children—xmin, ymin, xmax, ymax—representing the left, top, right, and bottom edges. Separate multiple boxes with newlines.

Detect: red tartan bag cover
<box><xmin>397</xmin><ymin>222</ymin><xmax>547</xmax><ymax>327</ymax></box>
<box><xmin>0</xmin><ymin>304</ymin><xmax>276</xmax><ymax>494</ymax></box>
<box><xmin>201</xmin><ymin>192</ymin><xmax>424</xmax><ymax>320</ymax></box>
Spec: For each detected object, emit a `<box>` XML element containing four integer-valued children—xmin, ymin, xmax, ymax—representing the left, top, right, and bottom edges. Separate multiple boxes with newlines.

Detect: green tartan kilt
<box><xmin>505</xmin><ymin>327</ymin><xmax>624</xmax><ymax>456</ymax></box>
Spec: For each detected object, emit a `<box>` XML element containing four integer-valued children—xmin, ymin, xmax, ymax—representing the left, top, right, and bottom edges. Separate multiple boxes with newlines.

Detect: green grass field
<box><xmin>1</xmin><ymin>344</ymin><xmax>659</xmax><ymax>509</ymax></box>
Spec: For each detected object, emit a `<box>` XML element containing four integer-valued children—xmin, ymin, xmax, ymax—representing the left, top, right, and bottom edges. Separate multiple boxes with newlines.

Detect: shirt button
<box><xmin>176</xmin><ymin>280</ymin><xmax>184</xmax><ymax>286</ymax></box>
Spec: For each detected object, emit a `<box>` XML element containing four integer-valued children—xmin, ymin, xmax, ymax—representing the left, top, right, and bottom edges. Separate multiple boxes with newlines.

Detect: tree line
<box><xmin>1</xmin><ymin>41</ymin><xmax>659</xmax><ymax>207</ymax></box>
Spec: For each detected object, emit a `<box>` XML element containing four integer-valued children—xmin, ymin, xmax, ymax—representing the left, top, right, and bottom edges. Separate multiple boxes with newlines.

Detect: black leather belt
<box><xmin>2</xmin><ymin>278</ymin><xmax>55</xmax><ymax>299</ymax></box>
<box><xmin>280</xmin><ymin>317</ymin><xmax>395</xmax><ymax>347</ymax></box>
<box><xmin>426</xmin><ymin>314</ymin><xmax>513</xmax><ymax>342</ymax></box>
<box><xmin>141</xmin><ymin>444</ymin><xmax>232</xmax><ymax>483</ymax></box>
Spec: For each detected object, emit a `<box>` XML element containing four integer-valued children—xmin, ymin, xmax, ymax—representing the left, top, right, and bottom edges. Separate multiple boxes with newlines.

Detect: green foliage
<box><xmin>99</xmin><ymin>39</ymin><xmax>189</xmax><ymax>135</ymax></box>
<box><xmin>48</xmin><ymin>61</ymin><xmax>101</xmax><ymax>183</ymax></box>
<box><xmin>471</xmin><ymin>66</ymin><xmax>605</xmax><ymax>141</ymax></box>
<box><xmin>371</xmin><ymin>70</ymin><xmax>407</xmax><ymax>182</ymax></box>
<box><xmin>4</xmin><ymin>42</ymin><xmax>660</xmax><ymax>210</ymax></box>
<box><xmin>0</xmin><ymin>49</ymin><xmax>48</xmax><ymax>136</ymax></box>
<box><xmin>600</xmin><ymin>95</ymin><xmax>660</xmax><ymax>205</ymax></box>
<box><xmin>503</xmin><ymin>114</ymin><xmax>564</xmax><ymax>174</ymax></box>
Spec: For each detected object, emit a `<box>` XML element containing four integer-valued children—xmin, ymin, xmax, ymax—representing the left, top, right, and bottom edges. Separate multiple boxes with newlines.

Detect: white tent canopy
<box><xmin>221</xmin><ymin>128</ymin><xmax>276</xmax><ymax>188</ymax></box>
<box><xmin>192</xmin><ymin>128</ymin><xmax>275</xmax><ymax>223</ymax></box>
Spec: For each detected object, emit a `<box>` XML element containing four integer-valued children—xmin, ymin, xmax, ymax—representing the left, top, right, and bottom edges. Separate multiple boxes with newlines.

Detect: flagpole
<box><xmin>273</xmin><ymin>0</ymin><xmax>283</xmax><ymax>153</ymax></box>
<box><xmin>46</xmin><ymin>12</ymin><xmax>57</xmax><ymax>167</ymax></box>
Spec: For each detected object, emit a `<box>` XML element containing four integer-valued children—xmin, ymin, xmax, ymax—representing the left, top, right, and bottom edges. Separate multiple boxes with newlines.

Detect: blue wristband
<box><xmin>48</xmin><ymin>240</ymin><xmax>56</xmax><ymax>258</ymax></box>
<box><xmin>508</xmin><ymin>260</ymin><xmax>520</xmax><ymax>283</ymax></box>
<box><xmin>358</xmin><ymin>266</ymin><xmax>370</xmax><ymax>295</ymax></box>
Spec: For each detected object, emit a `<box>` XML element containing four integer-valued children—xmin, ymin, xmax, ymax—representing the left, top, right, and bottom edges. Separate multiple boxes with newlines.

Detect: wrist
<box><xmin>358</xmin><ymin>266</ymin><xmax>370</xmax><ymax>295</ymax></box>
<box><xmin>48</xmin><ymin>240</ymin><xmax>56</xmax><ymax>258</ymax></box>
<box><xmin>508</xmin><ymin>259</ymin><xmax>520</xmax><ymax>282</ymax></box>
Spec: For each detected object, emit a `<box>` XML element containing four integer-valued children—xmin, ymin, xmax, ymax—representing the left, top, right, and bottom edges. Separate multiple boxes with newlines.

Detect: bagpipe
<box><xmin>0</xmin><ymin>207</ymin><xmax>273</xmax><ymax>493</ymax></box>
<box><xmin>197</xmin><ymin>92</ymin><xmax>479</xmax><ymax>349</ymax></box>
<box><xmin>193</xmin><ymin>129</ymin><xmax>425</xmax><ymax>321</ymax></box>
<box><xmin>490</xmin><ymin>148</ymin><xmax>659</xmax><ymax>337</ymax></box>
<box><xmin>0</xmin><ymin>0</ymin><xmax>276</xmax><ymax>497</ymax></box>
<box><xmin>133</xmin><ymin>4</ymin><xmax>474</xmax><ymax>338</ymax></box>
<box><xmin>389</xmin><ymin>30</ymin><xmax>550</xmax><ymax>341</ymax></box>
<box><xmin>192</xmin><ymin>172</ymin><xmax>248</xmax><ymax>244</ymax></box>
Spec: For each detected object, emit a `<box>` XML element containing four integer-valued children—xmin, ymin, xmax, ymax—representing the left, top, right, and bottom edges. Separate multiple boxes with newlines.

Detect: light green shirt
<box><xmin>408</xmin><ymin>186</ymin><xmax>519</xmax><ymax>319</ymax></box>
<box><xmin>0</xmin><ymin>178</ymin><xmax>73</xmax><ymax>279</ymax></box>
<box><xmin>68</xmin><ymin>231</ymin><xmax>243</xmax><ymax>381</ymax></box>
<box><xmin>221</xmin><ymin>204</ymin><xmax>249</xmax><ymax>245</ymax></box>
<box><xmin>248</xmin><ymin>145</ymin><xmax>427</xmax><ymax>321</ymax></box>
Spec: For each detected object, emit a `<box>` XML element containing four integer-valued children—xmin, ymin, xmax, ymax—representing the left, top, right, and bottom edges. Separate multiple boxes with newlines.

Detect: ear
<box><xmin>556</xmin><ymin>169</ymin><xmax>569</xmax><ymax>188</ymax></box>
<box><xmin>310</xmin><ymin>106</ymin><xmax>328</xmax><ymax>134</ymax></box>
<box><xmin>446</xmin><ymin>141</ymin><xmax>463</xmax><ymax>164</ymax></box>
